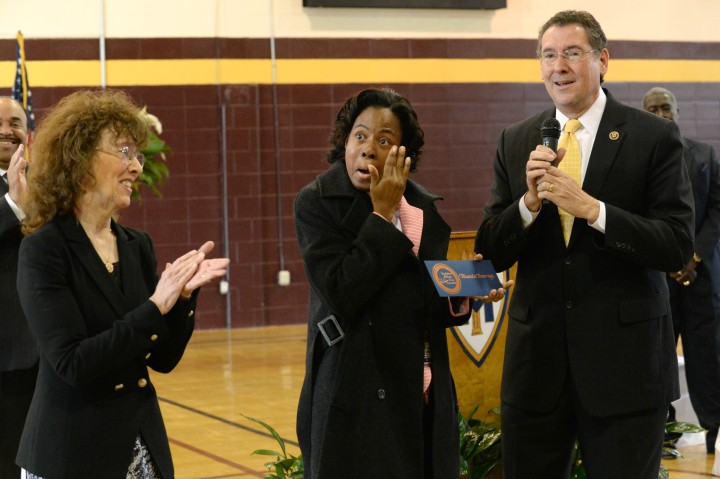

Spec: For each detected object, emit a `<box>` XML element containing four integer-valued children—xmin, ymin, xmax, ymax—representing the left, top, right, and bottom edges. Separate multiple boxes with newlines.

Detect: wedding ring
<box><xmin>683</xmin><ymin>280</ymin><xmax>690</xmax><ymax>286</ymax></box>
<box><xmin>548</xmin><ymin>183</ymin><xmax>554</xmax><ymax>193</ymax></box>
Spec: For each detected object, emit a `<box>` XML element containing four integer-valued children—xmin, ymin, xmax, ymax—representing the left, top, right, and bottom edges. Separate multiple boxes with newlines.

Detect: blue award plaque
<box><xmin>424</xmin><ymin>260</ymin><xmax>502</xmax><ymax>297</ymax></box>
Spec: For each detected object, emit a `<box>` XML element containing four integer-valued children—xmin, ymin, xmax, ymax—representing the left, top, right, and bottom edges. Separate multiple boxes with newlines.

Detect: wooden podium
<box><xmin>446</xmin><ymin>231</ymin><xmax>515</xmax><ymax>421</ymax></box>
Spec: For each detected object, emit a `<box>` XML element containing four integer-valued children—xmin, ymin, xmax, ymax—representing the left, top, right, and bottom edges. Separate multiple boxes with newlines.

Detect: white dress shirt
<box><xmin>520</xmin><ymin>88</ymin><xmax>607</xmax><ymax>234</ymax></box>
<box><xmin>1</xmin><ymin>167</ymin><xmax>26</xmax><ymax>221</ymax></box>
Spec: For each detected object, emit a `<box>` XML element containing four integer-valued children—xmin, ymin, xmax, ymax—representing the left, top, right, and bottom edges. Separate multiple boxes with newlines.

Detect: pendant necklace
<box><xmin>90</xmin><ymin>229</ymin><xmax>116</xmax><ymax>273</ymax></box>
<box><xmin>100</xmin><ymin>248</ymin><xmax>115</xmax><ymax>273</ymax></box>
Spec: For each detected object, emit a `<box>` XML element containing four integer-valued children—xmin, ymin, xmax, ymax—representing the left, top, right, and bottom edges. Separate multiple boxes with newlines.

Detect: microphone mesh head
<box><xmin>541</xmin><ymin>118</ymin><xmax>561</xmax><ymax>139</ymax></box>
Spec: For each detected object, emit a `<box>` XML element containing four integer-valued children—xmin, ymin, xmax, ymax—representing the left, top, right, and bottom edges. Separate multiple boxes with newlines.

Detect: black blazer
<box><xmin>684</xmin><ymin>137</ymin><xmax>720</xmax><ymax>268</ymax></box>
<box><xmin>0</xmin><ymin>180</ymin><xmax>37</xmax><ymax>371</ymax></box>
<box><xmin>475</xmin><ymin>91</ymin><xmax>694</xmax><ymax>417</ymax></box>
<box><xmin>16</xmin><ymin>213</ymin><xmax>196</xmax><ymax>479</ymax></box>
<box><xmin>294</xmin><ymin>161</ymin><xmax>471</xmax><ymax>479</ymax></box>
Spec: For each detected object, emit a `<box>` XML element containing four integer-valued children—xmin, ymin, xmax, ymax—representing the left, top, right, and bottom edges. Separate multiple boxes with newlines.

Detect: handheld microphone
<box><xmin>541</xmin><ymin>117</ymin><xmax>561</xmax><ymax>166</ymax></box>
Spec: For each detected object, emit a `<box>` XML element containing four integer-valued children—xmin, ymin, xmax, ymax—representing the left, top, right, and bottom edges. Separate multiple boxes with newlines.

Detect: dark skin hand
<box><xmin>368</xmin><ymin>151</ymin><xmax>514</xmax><ymax>305</ymax></box>
<box><xmin>669</xmin><ymin>258</ymin><xmax>698</xmax><ymax>286</ymax></box>
<box><xmin>369</xmin><ymin>145</ymin><xmax>411</xmax><ymax>222</ymax></box>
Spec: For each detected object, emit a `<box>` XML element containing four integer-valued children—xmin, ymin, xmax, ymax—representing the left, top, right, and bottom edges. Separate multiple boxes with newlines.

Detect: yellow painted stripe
<box><xmin>275</xmin><ymin>59</ymin><xmax>542</xmax><ymax>83</ymax></box>
<box><xmin>1</xmin><ymin>58</ymin><xmax>719</xmax><ymax>87</ymax></box>
<box><xmin>608</xmin><ymin>59</ymin><xmax>720</xmax><ymax>82</ymax></box>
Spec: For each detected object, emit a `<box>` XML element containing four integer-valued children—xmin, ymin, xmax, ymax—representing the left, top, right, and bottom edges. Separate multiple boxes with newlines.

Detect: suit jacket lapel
<box><xmin>567</xmin><ymin>91</ymin><xmax>626</xmax><ymax>247</ymax></box>
<box><xmin>57</xmin><ymin>214</ymin><xmax>129</xmax><ymax>318</ymax></box>
<box><xmin>115</xmin><ymin>224</ymin><xmax>149</xmax><ymax>307</ymax></box>
<box><xmin>582</xmin><ymin>92</ymin><xmax>626</xmax><ymax>200</ymax></box>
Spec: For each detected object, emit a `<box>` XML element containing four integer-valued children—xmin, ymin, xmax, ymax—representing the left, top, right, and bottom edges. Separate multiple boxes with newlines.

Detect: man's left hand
<box><xmin>669</xmin><ymin>258</ymin><xmax>699</xmax><ymax>286</ymax></box>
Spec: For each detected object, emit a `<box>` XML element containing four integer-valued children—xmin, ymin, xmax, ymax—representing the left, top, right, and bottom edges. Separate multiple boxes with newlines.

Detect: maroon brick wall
<box><xmin>6</xmin><ymin>37</ymin><xmax>720</xmax><ymax>329</ymax></box>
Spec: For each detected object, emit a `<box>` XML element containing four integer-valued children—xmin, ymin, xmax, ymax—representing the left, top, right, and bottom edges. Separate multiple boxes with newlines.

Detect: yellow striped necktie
<box><xmin>558</xmin><ymin>119</ymin><xmax>582</xmax><ymax>245</ymax></box>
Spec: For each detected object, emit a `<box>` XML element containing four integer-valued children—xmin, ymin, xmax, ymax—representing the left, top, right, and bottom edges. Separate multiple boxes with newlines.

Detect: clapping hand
<box><xmin>182</xmin><ymin>241</ymin><xmax>230</xmax><ymax>294</ymax></box>
<box><xmin>150</xmin><ymin>241</ymin><xmax>229</xmax><ymax>314</ymax></box>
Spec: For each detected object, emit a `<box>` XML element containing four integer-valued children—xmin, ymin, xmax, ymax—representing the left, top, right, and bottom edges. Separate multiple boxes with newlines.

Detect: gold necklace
<box><xmin>99</xmin><ymin>247</ymin><xmax>115</xmax><ymax>273</ymax></box>
<box><xmin>88</xmin><ymin>229</ymin><xmax>117</xmax><ymax>273</ymax></box>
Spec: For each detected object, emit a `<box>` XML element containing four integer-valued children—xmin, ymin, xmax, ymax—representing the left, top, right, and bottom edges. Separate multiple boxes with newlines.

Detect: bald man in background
<box><xmin>644</xmin><ymin>87</ymin><xmax>720</xmax><ymax>453</ymax></box>
<box><xmin>0</xmin><ymin>97</ymin><xmax>37</xmax><ymax>478</ymax></box>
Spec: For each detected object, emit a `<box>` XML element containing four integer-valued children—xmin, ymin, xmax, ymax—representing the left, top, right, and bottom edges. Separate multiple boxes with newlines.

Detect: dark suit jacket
<box><xmin>294</xmin><ymin>161</ymin><xmax>471</xmax><ymax>479</ymax></box>
<box><xmin>475</xmin><ymin>90</ymin><xmax>694</xmax><ymax>417</ymax></box>
<box><xmin>684</xmin><ymin>137</ymin><xmax>720</xmax><ymax>275</ymax></box>
<box><xmin>16</xmin><ymin>213</ymin><xmax>196</xmax><ymax>479</ymax></box>
<box><xmin>0</xmin><ymin>180</ymin><xmax>37</xmax><ymax>371</ymax></box>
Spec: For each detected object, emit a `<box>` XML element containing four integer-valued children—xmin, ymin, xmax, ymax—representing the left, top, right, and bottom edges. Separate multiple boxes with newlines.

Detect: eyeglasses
<box><xmin>539</xmin><ymin>49</ymin><xmax>599</xmax><ymax>65</ymax></box>
<box><xmin>96</xmin><ymin>146</ymin><xmax>146</xmax><ymax>168</ymax></box>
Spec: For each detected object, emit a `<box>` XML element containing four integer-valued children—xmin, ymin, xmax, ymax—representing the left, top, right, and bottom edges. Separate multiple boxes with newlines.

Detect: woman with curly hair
<box><xmin>294</xmin><ymin>88</ymin><xmax>511</xmax><ymax>478</ymax></box>
<box><xmin>15</xmin><ymin>89</ymin><xmax>228</xmax><ymax>479</ymax></box>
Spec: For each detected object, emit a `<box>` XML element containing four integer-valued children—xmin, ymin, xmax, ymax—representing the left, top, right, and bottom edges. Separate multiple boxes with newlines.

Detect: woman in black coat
<box><xmin>15</xmin><ymin>90</ymin><xmax>228</xmax><ymax>479</ymax></box>
<box><xmin>294</xmin><ymin>88</ymin><xmax>510</xmax><ymax>479</ymax></box>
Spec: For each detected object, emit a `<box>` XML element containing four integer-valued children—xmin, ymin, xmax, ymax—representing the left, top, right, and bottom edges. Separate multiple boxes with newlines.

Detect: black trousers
<box><xmin>0</xmin><ymin>363</ymin><xmax>37</xmax><ymax>479</ymax></box>
<box><xmin>501</xmin><ymin>374</ymin><xmax>666</xmax><ymax>479</ymax></box>
<box><xmin>668</xmin><ymin>266</ymin><xmax>720</xmax><ymax>446</ymax></box>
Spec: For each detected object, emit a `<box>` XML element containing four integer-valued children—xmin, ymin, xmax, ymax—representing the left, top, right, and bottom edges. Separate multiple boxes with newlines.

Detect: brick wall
<box><xmin>9</xmin><ymin>37</ymin><xmax>720</xmax><ymax>329</ymax></box>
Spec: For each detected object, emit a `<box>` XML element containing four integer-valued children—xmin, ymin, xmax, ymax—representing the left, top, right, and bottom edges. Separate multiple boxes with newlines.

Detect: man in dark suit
<box><xmin>643</xmin><ymin>86</ymin><xmax>720</xmax><ymax>453</ymax></box>
<box><xmin>0</xmin><ymin>97</ymin><xmax>37</xmax><ymax>478</ymax></box>
<box><xmin>475</xmin><ymin>11</ymin><xmax>694</xmax><ymax>479</ymax></box>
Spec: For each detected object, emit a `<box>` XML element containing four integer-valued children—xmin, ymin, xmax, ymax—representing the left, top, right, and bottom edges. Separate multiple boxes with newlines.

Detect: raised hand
<box><xmin>182</xmin><ymin>241</ymin><xmax>230</xmax><ymax>294</ymax></box>
<box><xmin>369</xmin><ymin>145</ymin><xmax>411</xmax><ymax>221</ymax></box>
<box><xmin>7</xmin><ymin>144</ymin><xmax>27</xmax><ymax>204</ymax></box>
<box><xmin>149</xmin><ymin>241</ymin><xmax>229</xmax><ymax>314</ymax></box>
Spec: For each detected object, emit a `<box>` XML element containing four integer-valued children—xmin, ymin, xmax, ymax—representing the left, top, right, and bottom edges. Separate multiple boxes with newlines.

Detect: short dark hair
<box><xmin>537</xmin><ymin>10</ymin><xmax>608</xmax><ymax>83</ymax></box>
<box><xmin>326</xmin><ymin>88</ymin><xmax>424</xmax><ymax>172</ymax></box>
<box><xmin>0</xmin><ymin>96</ymin><xmax>29</xmax><ymax>125</ymax></box>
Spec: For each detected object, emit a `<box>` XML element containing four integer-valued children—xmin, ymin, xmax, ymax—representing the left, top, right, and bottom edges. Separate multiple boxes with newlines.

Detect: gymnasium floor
<box><xmin>153</xmin><ymin>325</ymin><xmax>716</xmax><ymax>478</ymax></box>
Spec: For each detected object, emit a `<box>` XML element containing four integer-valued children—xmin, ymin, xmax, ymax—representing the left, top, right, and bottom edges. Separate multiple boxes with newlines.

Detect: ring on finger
<box><xmin>548</xmin><ymin>183</ymin><xmax>554</xmax><ymax>193</ymax></box>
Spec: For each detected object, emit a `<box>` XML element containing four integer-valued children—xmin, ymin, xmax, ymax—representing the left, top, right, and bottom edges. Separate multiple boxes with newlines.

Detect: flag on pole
<box><xmin>11</xmin><ymin>31</ymin><xmax>35</xmax><ymax>147</ymax></box>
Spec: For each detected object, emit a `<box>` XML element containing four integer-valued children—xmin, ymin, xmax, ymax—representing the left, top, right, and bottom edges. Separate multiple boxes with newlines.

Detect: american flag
<box><xmin>11</xmin><ymin>31</ymin><xmax>35</xmax><ymax>146</ymax></box>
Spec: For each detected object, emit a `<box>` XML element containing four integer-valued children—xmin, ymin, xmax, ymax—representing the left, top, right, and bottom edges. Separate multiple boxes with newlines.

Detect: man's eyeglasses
<box><xmin>539</xmin><ymin>49</ymin><xmax>599</xmax><ymax>65</ymax></box>
<box><xmin>96</xmin><ymin>146</ymin><xmax>146</xmax><ymax>168</ymax></box>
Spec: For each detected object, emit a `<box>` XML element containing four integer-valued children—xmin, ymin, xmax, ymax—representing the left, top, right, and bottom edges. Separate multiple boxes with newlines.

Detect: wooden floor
<box><xmin>152</xmin><ymin>325</ymin><xmax>718</xmax><ymax>478</ymax></box>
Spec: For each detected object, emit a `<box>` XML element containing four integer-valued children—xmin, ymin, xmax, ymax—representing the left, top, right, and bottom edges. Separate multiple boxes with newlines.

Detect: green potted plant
<box><xmin>243</xmin><ymin>415</ymin><xmax>304</xmax><ymax>479</ymax></box>
<box><xmin>243</xmin><ymin>408</ymin><xmax>701</xmax><ymax>479</ymax></box>
<box><xmin>135</xmin><ymin>106</ymin><xmax>170</xmax><ymax>199</ymax></box>
<box><xmin>459</xmin><ymin>405</ymin><xmax>502</xmax><ymax>479</ymax></box>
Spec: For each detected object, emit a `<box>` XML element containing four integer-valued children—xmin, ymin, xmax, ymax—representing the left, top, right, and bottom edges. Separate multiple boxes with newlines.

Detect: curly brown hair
<box><xmin>22</xmin><ymin>89</ymin><xmax>149</xmax><ymax>234</ymax></box>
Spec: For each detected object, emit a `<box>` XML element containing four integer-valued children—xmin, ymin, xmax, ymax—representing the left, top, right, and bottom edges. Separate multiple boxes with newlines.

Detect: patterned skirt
<box><xmin>24</xmin><ymin>434</ymin><xmax>161</xmax><ymax>479</ymax></box>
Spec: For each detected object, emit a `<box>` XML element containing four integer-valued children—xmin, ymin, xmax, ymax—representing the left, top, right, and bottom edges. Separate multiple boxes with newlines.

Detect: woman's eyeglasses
<box><xmin>96</xmin><ymin>146</ymin><xmax>146</xmax><ymax>168</ymax></box>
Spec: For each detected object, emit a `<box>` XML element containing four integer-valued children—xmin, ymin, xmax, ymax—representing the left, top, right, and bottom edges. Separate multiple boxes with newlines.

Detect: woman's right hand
<box><xmin>369</xmin><ymin>145</ymin><xmax>411</xmax><ymax>221</ymax></box>
<box><xmin>149</xmin><ymin>247</ymin><xmax>206</xmax><ymax>315</ymax></box>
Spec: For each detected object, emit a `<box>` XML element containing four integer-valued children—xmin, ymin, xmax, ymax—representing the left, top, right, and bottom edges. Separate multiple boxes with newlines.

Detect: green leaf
<box><xmin>471</xmin><ymin>459</ymin><xmax>501</xmax><ymax>479</ymax></box>
<box><xmin>661</xmin><ymin>446</ymin><xmax>682</xmax><ymax>459</ymax></box>
<box><xmin>666</xmin><ymin>421</ymin><xmax>705</xmax><ymax>434</ymax></box>
<box><xmin>476</xmin><ymin>429</ymin><xmax>502</xmax><ymax>452</ymax></box>
<box><xmin>252</xmin><ymin>449</ymin><xmax>283</xmax><ymax>457</ymax></box>
<box><xmin>570</xmin><ymin>467</ymin><xmax>587</xmax><ymax>479</ymax></box>
<box><xmin>242</xmin><ymin>414</ymin><xmax>288</xmax><ymax>457</ymax></box>
<box><xmin>658</xmin><ymin>464</ymin><xmax>670</xmax><ymax>479</ymax></box>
